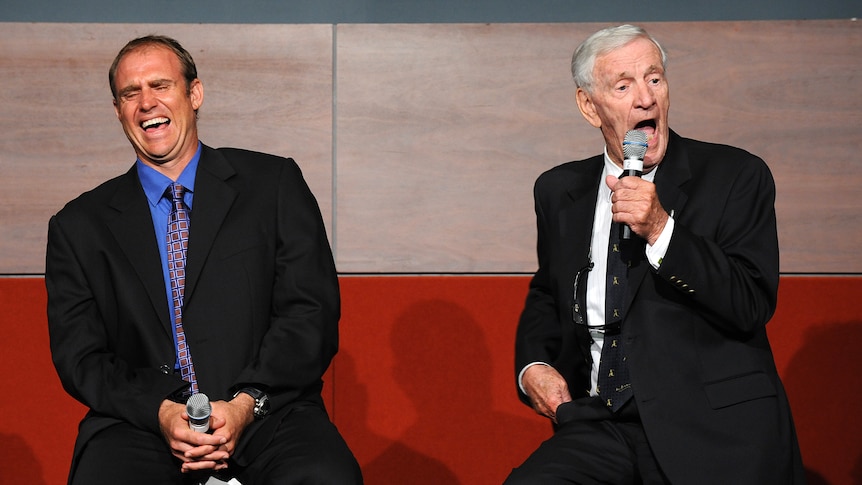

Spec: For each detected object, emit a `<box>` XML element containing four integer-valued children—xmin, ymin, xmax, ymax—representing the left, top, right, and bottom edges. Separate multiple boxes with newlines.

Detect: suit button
<box><xmin>160</xmin><ymin>364</ymin><xmax>171</xmax><ymax>375</ymax></box>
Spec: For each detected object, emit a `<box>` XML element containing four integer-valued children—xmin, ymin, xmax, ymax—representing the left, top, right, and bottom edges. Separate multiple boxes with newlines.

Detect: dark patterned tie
<box><xmin>166</xmin><ymin>183</ymin><xmax>198</xmax><ymax>395</ymax></box>
<box><xmin>597</xmin><ymin>222</ymin><xmax>632</xmax><ymax>411</ymax></box>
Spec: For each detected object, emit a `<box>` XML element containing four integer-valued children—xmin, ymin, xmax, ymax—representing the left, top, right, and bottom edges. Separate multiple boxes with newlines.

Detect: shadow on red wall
<box><xmin>0</xmin><ymin>433</ymin><xmax>48</xmax><ymax>485</ymax></box>
<box><xmin>334</xmin><ymin>281</ymin><xmax>551</xmax><ymax>484</ymax></box>
<box><xmin>781</xmin><ymin>320</ymin><xmax>862</xmax><ymax>485</ymax></box>
<box><xmin>335</xmin><ymin>349</ymin><xmax>460</xmax><ymax>484</ymax></box>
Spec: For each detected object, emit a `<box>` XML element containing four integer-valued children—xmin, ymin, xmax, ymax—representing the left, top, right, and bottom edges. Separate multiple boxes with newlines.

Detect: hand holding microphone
<box><xmin>186</xmin><ymin>393</ymin><xmax>212</xmax><ymax>433</ymax></box>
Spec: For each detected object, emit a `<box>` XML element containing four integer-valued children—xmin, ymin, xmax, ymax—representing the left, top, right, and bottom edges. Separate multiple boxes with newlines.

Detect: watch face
<box><xmin>255</xmin><ymin>395</ymin><xmax>270</xmax><ymax>418</ymax></box>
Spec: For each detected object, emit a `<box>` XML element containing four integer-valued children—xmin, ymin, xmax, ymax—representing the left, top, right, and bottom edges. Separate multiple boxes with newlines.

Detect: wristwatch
<box><xmin>233</xmin><ymin>387</ymin><xmax>271</xmax><ymax>420</ymax></box>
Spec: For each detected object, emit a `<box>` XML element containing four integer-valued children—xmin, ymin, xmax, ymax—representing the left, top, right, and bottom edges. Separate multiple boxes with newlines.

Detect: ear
<box><xmin>189</xmin><ymin>78</ymin><xmax>204</xmax><ymax>111</ymax></box>
<box><xmin>113</xmin><ymin>98</ymin><xmax>120</xmax><ymax>120</ymax></box>
<box><xmin>576</xmin><ymin>88</ymin><xmax>602</xmax><ymax>128</ymax></box>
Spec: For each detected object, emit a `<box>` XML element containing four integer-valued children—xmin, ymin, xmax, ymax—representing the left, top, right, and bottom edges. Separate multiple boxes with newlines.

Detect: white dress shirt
<box><xmin>519</xmin><ymin>148</ymin><xmax>675</xmax><ymax>397</ymax></box>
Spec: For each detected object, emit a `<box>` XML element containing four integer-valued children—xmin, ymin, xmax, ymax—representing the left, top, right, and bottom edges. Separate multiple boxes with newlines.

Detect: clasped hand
<box><xmin>159</xmin><ymin>394</ymin><xmax>255</xmax><ymax>473</ymax></box>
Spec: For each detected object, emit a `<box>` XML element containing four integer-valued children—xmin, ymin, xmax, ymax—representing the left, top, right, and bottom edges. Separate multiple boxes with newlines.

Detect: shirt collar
<box><xmin>603</xmin><ymin>146</ymin><xmax>658</xmax><ymax>183</ymax></box>
<box><xmin>136</xmin><ymin>142</ymin><xmax>202</xmax><ymax>208</ymax></box>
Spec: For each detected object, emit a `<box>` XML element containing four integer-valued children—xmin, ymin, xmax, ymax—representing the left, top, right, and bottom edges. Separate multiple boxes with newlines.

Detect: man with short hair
<box><xmin>47</xmin><ymin>35</ymin><xmax>362</xmax><ymax>484</ymax></box>
<box><xmin>507</xmin><ymin>25</ymin><xmax>804</xmax><ymax>484</ymax></box>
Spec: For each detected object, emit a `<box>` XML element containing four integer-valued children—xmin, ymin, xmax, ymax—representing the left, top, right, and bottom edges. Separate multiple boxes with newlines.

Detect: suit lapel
<box><xmin>106</xmin><ymin>167</ymin><xmax>172</xmax><ymax>335</ymax></box>
<box><xmin>559</xmin><ymin>157</ymin><xmax>603</xmax><ymax>362</ymax></box>
<box><xmin>561</xmin><ymin>157</ymin><xmax>603</xmax><ymax>273</ymax></box>
<box><xmin>654</xmin><ymin>130</ymin><xmax>691</xmax><ymax>221</ymax></box>
<box><xmin>184</xmin><ymin>146</ymin><xmax>238</xmax><ymax>306</ymax></box>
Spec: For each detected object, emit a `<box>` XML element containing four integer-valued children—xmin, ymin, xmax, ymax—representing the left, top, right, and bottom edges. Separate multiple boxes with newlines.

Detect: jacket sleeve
<box><xmin>657</xmin><ymin>151</ymin><xmax>779</xmax><ymax>338</ymax></box>
<box><xmin>514</xmin><ymin>179</ymin><xmax>564</xmax><ymax>404</ymax></box>
<box><xmin>231</xmin><ymin>159</ymin><xmax>340</xmax><ymax>411</ymax></box>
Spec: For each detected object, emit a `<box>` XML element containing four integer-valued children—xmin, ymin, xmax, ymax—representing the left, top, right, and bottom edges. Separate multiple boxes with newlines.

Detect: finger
<box><xmin>181</xmin><ymin>460</ymin><xmax>221</xmax><ymax>473</ymax></box>
<box><xmin>184</xmin><ymin>429</ymin><xmax>228</xmax><ymax>447</ymax></box>
<box><xmin>198</xmin><ymin>449</ymin><xmax>232</xmax><ymax>462</ymax></box>
<box><xmin>532</xmin><ymin>401</ymin><xmax>552</xmax><ymax>420</ymax></box>
<box><xmin>185</xmin><ymin>441</ymin><xmax>232</xmax><ymax>459</ymax></box>
<box><xmin>167</xmin><ymin>438</ymin><xmax>198</xmax><ymax>460</ymax></box>
<box><xmin>208</xmin><ymin>414</ymin><xmax>227</xmax><ymax>429</ymax></box>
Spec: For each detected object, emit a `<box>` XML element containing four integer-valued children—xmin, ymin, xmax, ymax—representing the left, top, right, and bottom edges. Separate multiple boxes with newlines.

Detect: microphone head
<box><xmin>623</xmin><ymin>130</ymin><xmax>649</xmax><ymax>160</ymax></box>
<box><xmin>186</xmin><ymin>392</ymin><xmax>211</xmax><ymax>420</ymax></box>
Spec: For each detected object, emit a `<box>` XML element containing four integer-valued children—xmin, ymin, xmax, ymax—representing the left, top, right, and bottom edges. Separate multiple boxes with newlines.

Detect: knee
<box><xmin>503</xmin><ymin>467</ymin><xmax>535</xmax><ymax>485</ymax></box>
<box><xmin>285</xmin><ymin>453</ymin><xmax>363</xmax><ymax>485</ymax></box>
<box><xmin>255</xmin><ymin>446</ymin><xmax>363</xmax><ymax>484</ymax></box>
<box><xmin>313</xmin><ymin>456</ymin><xmax>363</xmax><ymax>484</ymax></box>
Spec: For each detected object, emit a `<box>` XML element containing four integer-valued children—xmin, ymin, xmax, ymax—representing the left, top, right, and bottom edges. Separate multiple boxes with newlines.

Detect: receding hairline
<box><xmin>108</xmin><ymin>35</ymin><xmax>198</xmax><ymax>101</ymax></box>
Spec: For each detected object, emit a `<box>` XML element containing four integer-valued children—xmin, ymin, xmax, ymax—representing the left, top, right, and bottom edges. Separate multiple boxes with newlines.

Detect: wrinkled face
<box><xmin>576</xmin><ymin>37</ymin><xmax>669</xmax><ymax>171</ymax></box>
<box><xmin>112</xmin><ymin>45</ymin><xmax>203</xmax><ymax>171</ymax></box>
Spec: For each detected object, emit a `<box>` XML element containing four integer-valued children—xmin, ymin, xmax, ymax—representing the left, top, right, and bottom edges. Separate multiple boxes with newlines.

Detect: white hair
<box><xmin>571</xmin><ymin>24</ymin><xmax>668</xmax><ymax>93</ymax></box>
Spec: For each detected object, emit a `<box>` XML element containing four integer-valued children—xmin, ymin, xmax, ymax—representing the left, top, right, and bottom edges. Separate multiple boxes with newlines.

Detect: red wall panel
<box><xmin>767</xmin><ymin>277</ymin><xmax>862</xmax><ymax>485</ymax></box>
<box><xmin>2</xmin><ymin>276</ymin><xmax>860</xmax><ymax>484</ymax></box>
<box><xmin>0</xmin><ymin>278</ymin><xmax>83</xmax><ymax>485</ymax></box>
<box><xmin>334</xmin><ymin>276</ymin><xmax>548</xmax><ymax>485</ymax></box>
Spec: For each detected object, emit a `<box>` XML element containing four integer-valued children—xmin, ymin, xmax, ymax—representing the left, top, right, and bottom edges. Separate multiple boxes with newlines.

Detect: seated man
<box><xmin>507</xmin><ymin>24</ymin><xmax>804</xmax><ymax>484</ymax></box>
<box><xmin>46</xmin><ymin>34</ymin><xmax>362</xmax><ymax>484</ymax></box>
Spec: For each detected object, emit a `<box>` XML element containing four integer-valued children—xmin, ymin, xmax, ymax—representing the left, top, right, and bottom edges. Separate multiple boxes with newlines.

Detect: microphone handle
<box><xmin>619</xmin><ymin>167</ymin><xmax>643</xmax><ymax>240</ymax></box>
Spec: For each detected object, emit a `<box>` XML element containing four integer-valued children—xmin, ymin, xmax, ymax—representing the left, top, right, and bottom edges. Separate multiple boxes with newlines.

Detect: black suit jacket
<box><xmin>47</xmin><ymin>145</ymin><xmax>339</xmax><ymax>469</ymax></box>
<box><xmin>515</xmin><ymin>131</ymin><xmax>804</xmax><ymax>483</ymax></box>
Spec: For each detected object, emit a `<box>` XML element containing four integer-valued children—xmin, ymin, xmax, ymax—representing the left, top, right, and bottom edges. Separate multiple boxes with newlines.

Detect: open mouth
<box><xmin>634</xmin><ymin>119</ymin><xmax>656</xmax><ymax>131</ymax></box>
<box><xmin>633</xmin><ymin>119</ymin><xmax>657</xmax><ymax>138</ymax></box>
<box><xmin>141</xmin><ymin>117</ymin><xmax>170</xmax><ymax>131</ymax></box>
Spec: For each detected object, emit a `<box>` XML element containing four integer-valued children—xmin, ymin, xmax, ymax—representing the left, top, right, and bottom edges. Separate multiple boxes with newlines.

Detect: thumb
<box><xmin>209</xmin><ymin>413</ymin><xmax>227</xmax><ymax>429</ymax></box>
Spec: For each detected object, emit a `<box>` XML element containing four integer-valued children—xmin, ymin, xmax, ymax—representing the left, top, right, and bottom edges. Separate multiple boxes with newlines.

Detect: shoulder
<box><xmin>664</xmin><ymin>133</ymin><xmax>776</xmax><ymax>211</ymax></box>
<box><xmin>199</xmin><ymin>146</ymin><xmax>308</xmax><ymax>188</ymax></box>
<box><xmin>208</xmin><ymin>146</ymin><xmax>300</xmax><ymax>172</ymax></box>
<box><xmin>53</xmin><ymin>168</ymin><xmax>135</xmax><ymax>220</ymax></box>
<box><xmin>535</xmin><ymin>155</ymin><xmax>603</xmax><ymax>191</ymax></box>
<box><xmin>675</xmin><ymin>135</ymin><xmax>770</xmax><ymax>174</ymax></box>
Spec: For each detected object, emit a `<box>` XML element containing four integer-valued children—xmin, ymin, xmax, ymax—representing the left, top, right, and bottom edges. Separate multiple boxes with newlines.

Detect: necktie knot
<box><xmin>169</xmin><ymin>183</ymin><xmax>187</xmax><ymax>210</ymax></box>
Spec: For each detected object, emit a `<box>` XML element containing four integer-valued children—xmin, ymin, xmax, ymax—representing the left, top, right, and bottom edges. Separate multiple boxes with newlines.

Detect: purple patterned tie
<box><xmin>166</xmin><ymin>183</ymin><xmax>198</xmax><ymax>394</ymax></box>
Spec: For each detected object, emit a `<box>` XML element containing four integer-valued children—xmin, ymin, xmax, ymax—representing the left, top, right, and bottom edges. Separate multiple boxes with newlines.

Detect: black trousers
<box><xmin>71</xmin><ymin>403</ymin><xmax>362</xmax><ymax>485</ymax></box>
<box><xmin>505</xmin><ymin>397</ymin><xmax>671</xmax><ymax>485</ymax></box>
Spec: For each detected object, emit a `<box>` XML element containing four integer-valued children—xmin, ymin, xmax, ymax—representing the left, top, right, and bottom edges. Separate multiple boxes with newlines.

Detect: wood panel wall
<box><xmin>1</xmin><ymin>20</ymin><xmax>859</xmax><ymax>274</ymax></box>
<box><xmin>0</xmin><ymin>23</ymin><xmax>333</xmax><ymax>273</ymax></box>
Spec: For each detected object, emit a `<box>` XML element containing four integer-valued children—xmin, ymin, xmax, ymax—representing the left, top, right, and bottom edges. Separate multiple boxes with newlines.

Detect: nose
<box><xmin>139</xmin><ymin>87</ymin><xmax>157</xmax><ymax>111</ymax></box>
<box><xmin>633</xmin><ymin>81</ymin><xmax>656</xmax><ymax>109</ymax></box>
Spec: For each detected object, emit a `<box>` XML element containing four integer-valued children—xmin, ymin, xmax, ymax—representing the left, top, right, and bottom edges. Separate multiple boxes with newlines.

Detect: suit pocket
<box><xmin>703</xmin><ymin>371</ymin><xmax>776</xmax><ymax>409</ymax></box>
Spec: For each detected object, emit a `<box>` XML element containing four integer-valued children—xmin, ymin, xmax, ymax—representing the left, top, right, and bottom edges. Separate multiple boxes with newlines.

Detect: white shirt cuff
<box><xmin>646</xmin><ymin>215</ymin><xmax>674</xmax><ymax>269</ymax></box>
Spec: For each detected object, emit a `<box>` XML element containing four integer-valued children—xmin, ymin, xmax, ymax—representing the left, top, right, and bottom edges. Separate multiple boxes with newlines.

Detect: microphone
<box><xmin>620</xmin><ymin>130</ymin><xmax>648</xmax><ymax>240</ymax></box>
<box><xmin>186</xmin><ymin>393</ymin><xmax>212</xmax><ymax>433</ymax></box>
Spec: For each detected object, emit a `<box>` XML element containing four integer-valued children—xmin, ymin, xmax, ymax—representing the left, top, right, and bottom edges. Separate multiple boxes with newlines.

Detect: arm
<box><xmin>610</xmin><ymin>151</ymin><xmax>779</xmax><ymax>336</ymax></box>
<box><xmin>231</xmin><ymin>159</ymin><xmax>340</xmax><ymax>410</ymax></box>
<box><xmin>47</xmin><ymin>213</ymin><xmax>228</xmax><ymax>469</ymax></box>
<box><xmin>514</xmin><ymin>181</ymin><xmax>571</xmax><ymax>419</ymax></box>
<box><xmin>658</xmin><ymin>164</ymin><xmax>779</xmax><ymax>336</ymax></box>
<box><xmin>46</xmin><ymin>213</ymin><xmax>187</xmax><ymax>434</ymax></box>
